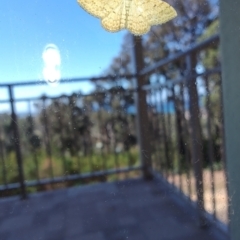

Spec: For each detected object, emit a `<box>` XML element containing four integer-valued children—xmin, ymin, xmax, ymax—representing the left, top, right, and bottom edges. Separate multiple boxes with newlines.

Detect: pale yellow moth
<box><xmin>77</xmin><ymin>0</ymin><xmax>177</xmax><ymax>35</ymax></box>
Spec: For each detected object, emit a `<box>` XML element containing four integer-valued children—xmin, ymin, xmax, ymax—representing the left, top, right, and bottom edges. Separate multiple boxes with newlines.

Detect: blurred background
<box><xmin>0</xmin><ymin>0</ymin><xmax>230</xmax><ymax>239</ymax></box>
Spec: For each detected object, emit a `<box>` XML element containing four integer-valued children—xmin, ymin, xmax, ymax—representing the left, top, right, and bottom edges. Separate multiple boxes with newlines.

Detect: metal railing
<box><xmin>0</xmin><ymin>34</ymin><xmax>228</xmax><ymax>227</ymax></box>
<box><xmin>0</xmin><ymin>83</ymin><xmax>143</xmax><ymax>197</ymax></box>
<box><xmin>143</xmin><ymin>34</ymin><xmax>228</xmax><ymax>226</ymax></box>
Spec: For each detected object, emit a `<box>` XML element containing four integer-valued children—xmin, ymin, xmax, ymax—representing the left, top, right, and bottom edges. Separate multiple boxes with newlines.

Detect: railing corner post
<box><xmin>186</xmin><ymin>54</ymin><xmax>206</xmax><ymax>226</ymax></box>
<box><xmin>131</xmin><ymin>35</ymin><xmax>153</xmax><ymax>180</ymax></box>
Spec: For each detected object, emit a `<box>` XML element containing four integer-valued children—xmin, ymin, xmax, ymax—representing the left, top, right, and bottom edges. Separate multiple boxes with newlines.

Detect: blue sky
<box><xmin>0</xmin><ymin>0</ymin><xmax>127</xmax><ymax>103</ymax></box>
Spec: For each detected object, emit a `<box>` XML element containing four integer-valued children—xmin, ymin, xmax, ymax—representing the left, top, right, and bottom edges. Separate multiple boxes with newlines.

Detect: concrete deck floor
<box><xmin>0</xmin><ymin>178</ymin><xmax>229</xmax><ymax>240</ymax></box>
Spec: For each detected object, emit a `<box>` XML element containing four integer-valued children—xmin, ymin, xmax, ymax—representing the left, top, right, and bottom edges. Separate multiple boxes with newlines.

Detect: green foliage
<box><xmin>199</xmin><ymin>19</ymin><xmax>220</xmax><ymax>69</ymax></box>
<box><xmin>0</xmin><ymin>145</ymin><xmax>139</xmax><ymax>186</ymax></box>
<box><xmin>199</xmin><ymin>19</ymin><xmax>219</xmax><ymax>41</ymax></box>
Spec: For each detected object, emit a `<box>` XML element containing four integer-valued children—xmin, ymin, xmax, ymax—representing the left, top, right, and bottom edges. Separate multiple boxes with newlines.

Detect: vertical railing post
<box><xmin>8</xmin><ymin>85</ymin><xmax>27</xmax><ymax>199</ymax></box>
<box><xmin>186</xmin><ymin>54</ymin><xmax>206</xmax><ymax>226</ymax></box>
<box><xmin>42</xmin><ymin>97</ymin><xmax>54</xmax><ymax>185</ymax></box>
<box><xmin>131</xmin><ymin>35</ymin><xmax>152</xmax><ymax>180</ymax></box>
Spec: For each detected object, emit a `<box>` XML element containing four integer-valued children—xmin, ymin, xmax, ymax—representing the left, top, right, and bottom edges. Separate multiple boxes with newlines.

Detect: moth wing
<box><xmin>101</xmin><ymin>1</ymin><xmax>127</xmax><ymax>33</ymax></box>
<box><xmin>127</xmin><ymin>0</ymin><xmax>150</xmax><ymax>35</ymax></box>
<box><xmin>77</xmin><ymin>0</ymin><xmax>111</xmax><ymax>18</ymax></box>
<box><xmin>146</xmin><ymin>0</ymin><xmax>177</xmax><ymax>25</ymax></box>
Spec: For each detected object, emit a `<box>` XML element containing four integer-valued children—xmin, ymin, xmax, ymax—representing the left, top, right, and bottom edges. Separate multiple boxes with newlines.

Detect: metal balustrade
<box><xmin>0</xmin><ymin>34</ymin><xmax>229</xmax><ymax>229</ymax></box>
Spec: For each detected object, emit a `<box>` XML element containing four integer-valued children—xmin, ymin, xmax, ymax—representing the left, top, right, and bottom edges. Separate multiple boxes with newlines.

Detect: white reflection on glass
<box><xmin>42</xmin><ymin>44</ymin><xmax>61</xmax><ymax>87</ymax></box>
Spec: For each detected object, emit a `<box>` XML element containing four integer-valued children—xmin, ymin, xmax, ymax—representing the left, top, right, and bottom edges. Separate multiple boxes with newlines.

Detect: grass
<box><xmin>0</xmin><ymin>147</ymin><xmax>140</xmax><ymax>186</ymax></box>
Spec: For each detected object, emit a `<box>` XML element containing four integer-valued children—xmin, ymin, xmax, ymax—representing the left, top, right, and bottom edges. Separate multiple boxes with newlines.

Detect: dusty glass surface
<box><xmin>0</xmin><ymin>1</ymin><xmax>232</xmax><ymax>240</ymax></box>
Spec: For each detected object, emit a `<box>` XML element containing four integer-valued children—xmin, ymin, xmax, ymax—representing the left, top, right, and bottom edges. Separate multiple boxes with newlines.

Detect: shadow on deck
<box><xmin>0</xmin><ymin>178</ymin><xmax>229</xmax><ymax>240</ymax></box>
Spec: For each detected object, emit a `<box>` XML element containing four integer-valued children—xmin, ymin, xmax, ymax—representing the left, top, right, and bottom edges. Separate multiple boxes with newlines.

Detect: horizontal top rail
<box><xmin>142</xmin><ymin>67</ymin><xmax>221</xmax><ymax>91</ymax></box>
<box><xmin>0</xmin><ymin>88</ymin><xmax>138</xmax><ymax>103</ymax></box>
<box><xmin>140</xmin><ymin>34</ymin><xmax>220</xmax><ymax>76</ymax></box>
